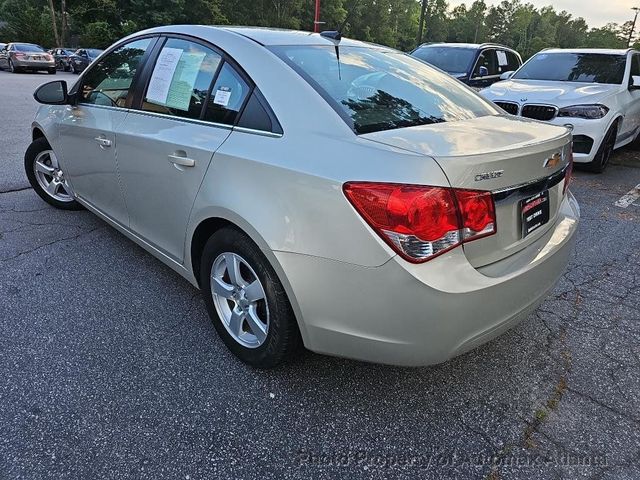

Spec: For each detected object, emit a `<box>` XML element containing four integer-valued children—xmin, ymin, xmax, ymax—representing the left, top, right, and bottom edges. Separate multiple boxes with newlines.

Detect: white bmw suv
<box><xmin>481</xmin><ymin>48</ymin><xmax>640</xmax><ymax>172</ymax></box>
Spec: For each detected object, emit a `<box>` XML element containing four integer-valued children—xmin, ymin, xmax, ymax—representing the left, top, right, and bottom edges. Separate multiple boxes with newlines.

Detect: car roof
<box><xmin>141</xmin><ymin>25</ymin><xmax>391</xmax><ymax>49</ymax></box>
<box><xmin>416</xmin><ymin>42</ymin><xmax>514</xmax><ymax>50</ymax></box>
<box><xmin>540</xmin><ymin>48</ymin><xmax>633</xmax><ymax>55</ymax></box>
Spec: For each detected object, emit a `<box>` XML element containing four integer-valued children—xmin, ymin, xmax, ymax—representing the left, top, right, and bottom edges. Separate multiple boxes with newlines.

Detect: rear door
<box><xmin>115</xmin><ymin>36</ymin><xmax>251</xmax><ymax>262</ymax></box>
<box><xmin>58</xmin><ymin>37</ymin><xmax>156</xmax><ymax>226</ymax></box>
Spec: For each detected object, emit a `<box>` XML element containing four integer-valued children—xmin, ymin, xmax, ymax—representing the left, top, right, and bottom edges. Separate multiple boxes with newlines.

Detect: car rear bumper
<box><xmin>275</xmin><ymin>191</ymin><xmax>579</xmax><ymax>366</ymax></box>
<box><xmin>13</xmin><ymin>59</ymin><xmax>55</xmax><ymax>69</ymax></box>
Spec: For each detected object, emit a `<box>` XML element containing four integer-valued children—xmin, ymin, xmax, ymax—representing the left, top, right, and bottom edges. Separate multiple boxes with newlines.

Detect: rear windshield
<box><xmin>513</xmin><ymin>52</ymin><xmax>627</xmax><ymax>84</ymax></box>
<box><xmin>411</xmin><ymin>46</ymin><xmax>476</xmax><ymax>75</ymax></box>
<box><xmin>270</xmin><ymin>45</ymin><xmax>497</xmax><ymax>134</ymax></box>
<box><xmin>15</xmin><ymin>44</ymin><xmax>44</xmax><ymax>52</ymax></box>
<box><xmin>87</xmin><ymin>49</ymin><xmax>103</xmax><ymax>58</ymax></box>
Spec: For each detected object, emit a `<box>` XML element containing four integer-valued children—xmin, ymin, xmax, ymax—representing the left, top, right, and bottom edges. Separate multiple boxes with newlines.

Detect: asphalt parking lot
<box><xmin>1</xmin><ymin>69</ymin><xmax>640</xmax><ymax>480</ymax></box>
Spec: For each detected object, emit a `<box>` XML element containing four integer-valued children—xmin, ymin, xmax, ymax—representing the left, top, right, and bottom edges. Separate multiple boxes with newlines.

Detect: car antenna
<box><xmin>320</xmin><ymin>0</ymin><xmax>360</xmax><ymax>80</ymax></box>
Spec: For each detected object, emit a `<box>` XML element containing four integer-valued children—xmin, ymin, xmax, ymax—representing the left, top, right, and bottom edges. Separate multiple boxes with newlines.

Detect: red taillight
<box><xmin>14</xmin><ymin>53</ymin><xmax>25</xmax><ymax>58</ymax></box>
<box><xmin>563</xmin><ymin>147</ymin><xmax>573</xmax><ymax>195</ymax></box>
<box><xmin>343</xmin><ymin>182</ymin><xmax>496</xmax><ymax>263</ymax></box>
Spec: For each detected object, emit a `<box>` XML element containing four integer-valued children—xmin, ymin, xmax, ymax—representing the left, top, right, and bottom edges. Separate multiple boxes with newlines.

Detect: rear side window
<box><xmin>142</xmin><ymin>38</ymin><xmax>222</xmax><ymax>120</ymax></box>
<box><xmin>505</xmin><ymin>51</ymin><xmax>521</xmax><ymax>71</ymax></box>
<box><xmin>203</xmin><ymin>63</ymin><xmax>251</xmax><ymax>125</ymax></box>
<box><xmin>237</xmin><ymin>91</ymin><xmax>282</xmax><ymax>133</ymax></box>
<box><xmin>80</xmin><ymin>38</ymin><xmax>153</xmax><ymax>107</ymax></box>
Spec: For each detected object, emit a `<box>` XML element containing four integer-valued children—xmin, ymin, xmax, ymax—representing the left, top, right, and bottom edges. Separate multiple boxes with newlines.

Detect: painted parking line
<box><xmin>615</xmin><ymin>184</ymin><xmax>640</xmax><ymax>208</ymax></box>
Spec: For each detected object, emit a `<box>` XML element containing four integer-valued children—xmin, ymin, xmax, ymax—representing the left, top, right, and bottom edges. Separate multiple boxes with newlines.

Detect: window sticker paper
<box><xmin>164</xmin><ymin>52</ymin><xmax>206</xmax><ymax>111</ymax></box>
<box><xmin>146</xmin><ymin>47</ymin><xmax>183</xmax><ymax>105</ymax></box>
<box><xmin>213</xmin><ymin>87</ymin><xmax>232</xmax><ymax>107</ymax></box>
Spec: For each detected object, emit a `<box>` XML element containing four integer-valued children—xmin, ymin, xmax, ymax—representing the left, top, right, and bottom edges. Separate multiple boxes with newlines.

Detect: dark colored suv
<box><xmin>411</xmin><ymin>43</ymin><xmax>522</xmax><ymax>89</ymax></box>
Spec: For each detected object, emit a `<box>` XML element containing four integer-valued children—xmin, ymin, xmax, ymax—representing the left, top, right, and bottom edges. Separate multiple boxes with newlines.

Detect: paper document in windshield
<box><xmin>146</xmin><ymin>48</ymin><xmax>206</xmax><ymax>111</ymax></box>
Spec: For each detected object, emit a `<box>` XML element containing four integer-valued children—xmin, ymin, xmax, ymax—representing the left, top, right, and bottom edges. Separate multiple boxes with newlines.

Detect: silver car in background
<box><xmin>0</xmin><ymin>43</ymin><xmax>56</xmax><ymax>74</ymax></box>
<box><xmin>26</xmin><ymin>26</ymin><xmax>579</xmax><ymax>368</ymax></box>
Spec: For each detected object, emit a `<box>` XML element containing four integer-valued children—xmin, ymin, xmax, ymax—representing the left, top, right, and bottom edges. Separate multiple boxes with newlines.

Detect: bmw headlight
<box><xmin>558</xmin><ymin>104</ymin><xmax>609</xmax><ymax>119</ymax></box>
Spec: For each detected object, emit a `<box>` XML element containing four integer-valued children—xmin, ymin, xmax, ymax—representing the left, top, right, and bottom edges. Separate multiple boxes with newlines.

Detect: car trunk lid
<box><xmin>360</xmin><ymin>115</ymin><xmax>572</xmax><ymax>267</ymax></box>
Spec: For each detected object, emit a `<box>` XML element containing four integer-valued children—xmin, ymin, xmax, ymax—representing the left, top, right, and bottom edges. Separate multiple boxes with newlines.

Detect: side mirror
<box><xmin>631</xmin><ymin>76</ymin><xmax>640</xmax><ymax>90</ymax></box>
<box><xmin>500</xmin><ymin>71</ymin><xmax>514</xmax><ymax>81</ymax></box>
<box><xmin>33</xmin><ymin>80</ymin><xmax>69</xmax><ymax>105</ymax></box>
<box><xmin>476</xmin><ymin>66</ymin><xmax>489</xmax><ymax>78</ymax></box>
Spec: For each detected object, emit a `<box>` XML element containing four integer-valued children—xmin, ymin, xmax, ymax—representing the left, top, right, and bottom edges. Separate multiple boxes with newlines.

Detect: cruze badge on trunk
<box><xmin>475</xmin><ymin>170</ymin><xmax>504</xmax><ymax>182</ymax></box>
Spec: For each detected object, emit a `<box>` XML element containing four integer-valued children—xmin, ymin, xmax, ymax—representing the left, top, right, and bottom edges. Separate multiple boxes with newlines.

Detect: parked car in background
<box><xmin>49</xmin><ymin>48</ymin><xmax>76</xmax><ymax>71</ymax></box>
<box><xmin>0</xmin><ymin>43</ymin><xmax>6</xmax><ymax>52</ymax></box>
<box><xmin>411</xmin><ymin>43</ymin><xmax>522</xmax><ymax>89</ymax></box>
<box><xmin>0</xmin><ymin>43</ymin><xmax>55</xmax><ymax>74</ymax></box>
<box><xmin>481</xmin><ymin>48</ymin><xmax>640</xmax><ymax>172</ymax></box>
<box><xmin>69</xmin><ymin>48</ymin><xmax>103</xmax><ymax>73</ymax></box>
<box><xmin>26</xmin><ymin>26</ymin><xmax>578</xmax><ymax>368</ymax></box>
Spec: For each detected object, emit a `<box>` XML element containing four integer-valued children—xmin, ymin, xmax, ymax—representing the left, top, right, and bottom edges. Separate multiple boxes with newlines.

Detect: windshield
<box><xmin>513</xmin><ymin>52</ymin><xmax>627</xmax><ymax>84</ymax></box>
<box><xmin>87</xmin><ymin>49</ymin><xmax>103</xmax><ymax>58</ymax></box>
<box><xmin>270</xmin><ymin>45</ymin><xmax>497</xmax><ymax>134</ymax></box>
<box><xmin>411</xmin><ymin>46</ymin><xmax>476</xmax><ymax>74</ymax></box>
<box><xmin>15</xmin><ymin>44</ymin><xmax>44</xmax><ymax>52</ymax></box>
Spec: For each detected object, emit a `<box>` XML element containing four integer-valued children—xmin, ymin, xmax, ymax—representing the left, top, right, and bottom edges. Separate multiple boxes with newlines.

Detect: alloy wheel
<box><xmin>210</xmin><ymin>252</ymin><xmax>269</xmax><ymax>349</ymax></box>
<box><xmin>33</xmin><ymin>150</ymin><xmax>75</xmax><ymax>202</ymax></box>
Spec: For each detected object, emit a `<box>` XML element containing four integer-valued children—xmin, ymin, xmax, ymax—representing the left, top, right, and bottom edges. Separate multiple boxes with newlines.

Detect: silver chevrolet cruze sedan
<box><xmin>26</xmin><ymin>26</ymin><xmax>579</xmax><ymax>368</ymax></box>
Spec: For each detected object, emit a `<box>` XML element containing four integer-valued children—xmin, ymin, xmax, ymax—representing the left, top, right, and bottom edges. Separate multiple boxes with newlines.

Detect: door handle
<box><xmin>168</xmin><ymin>154</ymin><xmax>196</xmax><ymax>168</ymax></box>
<box><xmin>94</xmin><ymin>136</ymin><xmax>112</xmax><ymax>148</ymax></box>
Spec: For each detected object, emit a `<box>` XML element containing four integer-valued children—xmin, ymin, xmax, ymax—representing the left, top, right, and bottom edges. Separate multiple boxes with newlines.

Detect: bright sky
<box><xmin>448</xmin><ymin>0</ymin><xmax>639</xmax><ymax>29</ymax></box>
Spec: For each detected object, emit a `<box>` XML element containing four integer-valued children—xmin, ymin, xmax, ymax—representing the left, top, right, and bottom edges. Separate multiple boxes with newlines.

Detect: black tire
<box><xmin>24</xmin><ymin>137</ymin><xmax>83</xmax><ymax>210</ymax></box>
<box><xmin>71</xmin><ymin>64</ymin><xmax>78</xmax><ymax>74</ymax></box>
<box><xmin>200</xmin><ymin>226</ymin><xmax>301</xmax><ymax>368</ymax></box>
<box><xmin>48</xmin><ymin>68</ymin><xmax>56</xmax><ymax>75</ymax></box>
<box><xmin>8</xmin><ymin>59</ymin><xmax>19</xmax><ymax>73</ymax></box>
<box><xmin>583</xmin><ymin>123</ymin><xmax>617</xmax><ymax>173</ymax></box>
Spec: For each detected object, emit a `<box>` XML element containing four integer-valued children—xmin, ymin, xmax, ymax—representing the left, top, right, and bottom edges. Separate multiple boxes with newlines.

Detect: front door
<box><xmin>57</xmin><ymin>37</ymin><xmax>156</xmax><ymax>226</ymax></box>
<box><xmin>116</xmin><ymin>37</ymin><xmax>251</xmax><ymax>262</ymax></box>
<box><xmin>619</xmin><ymin>53</ymin><xmax>640</xmax><ymax>144</ymax></box>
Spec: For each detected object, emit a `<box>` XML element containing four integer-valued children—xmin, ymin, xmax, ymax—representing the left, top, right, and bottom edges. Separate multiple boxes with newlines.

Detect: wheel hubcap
<box><xmin>210</xmin><ymin>252</ymin><xmax>269</xmax><ymax>348</ymax></box>
<box><xmin>33</xmin><ymin>150</ymin><xmax>74</xmax><ymax>202</ymax></box>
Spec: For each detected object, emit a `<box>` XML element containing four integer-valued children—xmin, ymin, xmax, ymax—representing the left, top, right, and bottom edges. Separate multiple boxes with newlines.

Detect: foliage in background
<box><xmin>0</xmin><ymin>0</ymin><xmax>638</xmax><ymax>56</ymax></box>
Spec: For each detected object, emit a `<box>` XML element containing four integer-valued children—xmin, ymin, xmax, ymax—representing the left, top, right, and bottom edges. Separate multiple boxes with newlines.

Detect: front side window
<box><xmin>271</xmin><ymin>45</ymin><xmax>497</xmax><ymax>135</ymax></box>
<box><xmin>80</xmin><ymin>38</ymin><xmax>153</xmax><ymax>107</ymax></box>
<box><xmin>513</xmin><ymin>52</ymin><xmax>627</xmax><ymax>84</ymax></box>
<box><xmin>142</xmin><ymin>38</ymin><xmax>222</xmax><ymax>120</ymax></box>
<box><xmin>411</xmin><ymin>46</ymin><xmax>475</xmax><ymax>75</ymax></box>
<box><xmin>630</xmin><ymin>54</ymin><xmax>640</xmax><ymax>78</ymax></box>
<box><xmin>474</xmin><ymin>49</ymin><xmax>498</xmax><ymax>77</ymax></box>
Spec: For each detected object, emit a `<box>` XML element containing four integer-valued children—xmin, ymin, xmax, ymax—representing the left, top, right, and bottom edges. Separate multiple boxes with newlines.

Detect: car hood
<box><xmin>482</xmin><ymin>79</ymin><xmax>620</xmax><ymax>106</ymax></box>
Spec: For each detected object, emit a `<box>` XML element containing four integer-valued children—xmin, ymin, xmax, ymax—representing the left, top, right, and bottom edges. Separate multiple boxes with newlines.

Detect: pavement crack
<box><xmin>0</xmin><ymin>186</ymin><xmax>31</xmax><ymax>194</ymax></box>
<box><xmin>566</xmin><ymin>386</ymin><xmax>640</xmax><ymax>428</ymax></box>
<box><xmin>0</xmin><ymin>226</ymin><xmax>106</xmax><ymax>264</ymax></box>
